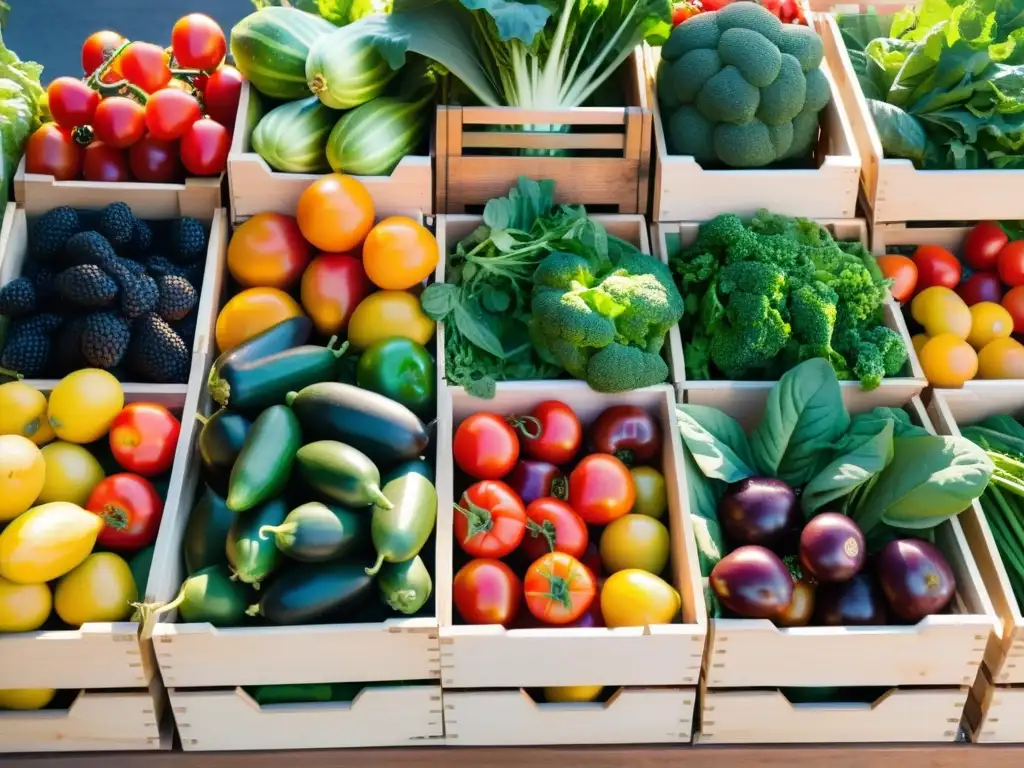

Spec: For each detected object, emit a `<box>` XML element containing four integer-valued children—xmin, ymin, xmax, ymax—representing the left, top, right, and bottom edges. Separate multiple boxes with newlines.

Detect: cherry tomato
<box><xmin>453</xmin><ymin>412</ymin><xmax>519</xmax><ymax>480</ymax></box>
<box><xmin>454</xmin><ymin>480</ymin><xmax>527</xmax><ymax>558</ymax></box>
<box><xmin>129</xmin><ymin>135</ymin><xmax>182</xmax><ymax>182</ymax></box>
<box><xmin>171</xmin><ymin>14</ymin><xmax>227</xmax><ymax>70</ymax></box>
<box><xmin>144</xmin><ymin>88</ymin><xmax>202</xmax><ymax>141</ymax></box>
<box><xmin>964</xmin><ymin>222</ymin><xmax>1009</xmax><ymax>272</ymax></box>
<box><xmin>203</xmin><ymin>65</ymin><xmax>244</xmax><ymax>128</ymax></box>
<box><xmin>590</xmin><ymin>405</ymin><xmax>662</xmax><ymax>466</ymax></box>
<box><xmin>82</xmin><ymin>141</ymin><xmax>129</xmax><ymax>182</ymax></box>
<box><xmin>180</xmin><ymin>118</ymin><xmax>229</xmax><ymax>176</ymax></box>
<box><xmin>519</xmin><ymin>400</ymin><xmax>582</xmax><ymax>465</ymax></box>
<box><xmin>957</xmin><ymin>271</ymin><xmax>1004</xmax><ymax>306</ymax></box>
<box><xmin>86</xmin><ymin>473</ymin><xmax>163</xmax><ymax>552</ymax></box>
<box><xmin>1003</xmin><ymin>285</ymin><xmax>1024</xmax><ymax>334</ymax></box>
<box><xmin>453</xmin><ymin>558</ymin><xmax>521</xmax><ymax>626</ymax></box>
<box><xmin>671</xmin><ymin>1</ymin><xmax>702</xmax><ymax>25</ymax></box>
<box><xmin>118</xmin><ymin>42</ymin><xmax>171</xmax><ymax>93</ymax></box>
<box><xmin>569</xmin><ymin>453</ymin><xmax>635</xmax><ymax>525</ymax></box>
<box><xmin>875</xmin><ymin>254</ymin><xmax>917</xmax><ymax>303</ymax></box>
<box><xmin>504</xmin><ymin>460</ymin><xmax>565</xmax><ymax>506</ymax></box>
<box><xmin>524</xmin><ymin>551</ymin><xmax>596</xmax><ymax>625</ymax></box>
<box><xmin>998</xmin><ymin>241</ymin><xmax>1024</xmax><ymax>287</ymax></box>
<box><xmin>520</xmin><ymin>497</ymin><xmax>589</xmax><ymax>562</ymax></box>
<box><xmin>93</xmin><ymin>97</ymin><xmax>146</xmax><ymax>149</ymax></box>
<box><xmin>912</xmin><ymin>244</ymin><xmax>962</xmax><ymax>291</ymax></box>
<box><xmin>82</xmin><ymin>30</ymin><xmax>126</xmax><ymax>82</ymax></box>
<box><xmin>109</xmin><ymin>403</ymin><xmax>182</xmax><ymax>477</ymax></box>
<box><xmin>25</xmin><ymin>123</ymin><xmax>82</xmax><ymax>180</ymax></box>
<box><xmin>47</xmin><ymin>77</ymin><xmax>100</xmax><ymax>129</ymax></box>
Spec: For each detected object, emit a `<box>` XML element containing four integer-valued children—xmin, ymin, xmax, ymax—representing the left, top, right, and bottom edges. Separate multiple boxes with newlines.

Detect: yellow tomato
<box><xmin>0</xmin><ymin>435</ymin><xmax>46</xmax><ymax>522</ymax></box>
<box><xmin>0</xmin><ymin>576</ymin><xmax>52</xmax><ymax>632</ymax></box>
<box><xmin>600</xmin><ymin>569</ymin><xmax>680</xmax><ymax>628</ymax></box>
<box><xmin>919</xmin><ymin>333</ymin><xmax>978</xmax><ymax>388</ymax></box>
<box><xmin>347</xmin><ymin>291</ymin><xmax>435</xmax><ymax>351</ymax></box>
<box><xmin>544</xmin><ymin>686</ymin><xmax>604</xmax><ymax>703</ymax></box>
<box><xmin>911</xmin><ymin>286</ymin><xmax>972</xmax><ymax>339</ymax></box>
<box><xmin>37</xmin><ymin>442</ymin><xmax>105</xmax><ymax>506</ymax></box>
<box><xmin>967</xmin><ymin>301</ymin><xmax>1014</xmax><ymax>350</ymax></box>
<box><xmin>54</xmin><ymin>552</ymin><xmax>137</xmax><ymax>627</ymax></box>
<box><xmin>0</xmin><ymin>689</ymin><xmax>56</xmax><ymax>710</ymax></box>
<box><xmin>0</xmin><ymin>381</ymin><xmax>49</xmax><ymax>442</ymax></box>
<box><xmin>630</xmin><ymin>467</ymin><xmax>667</xmax><ymax>519</ymax></box>
<box><xmin>0</xmin><ymin>502</ymin><xmax>102</xmax><ymax>585</ymax></box>
<box><xmin>29</xmin><ymin>419</ymin><xmax>56</xmax><ymax>447</ymax></box>
<box><xmin>599</xmin><ymin>514</ymin><xmax>670</xmax><ymax>575</ymax></box>
<box><xmin>978</xmin><ymin>337</ymin><xmax>1024</xmax><ymax>380</ymax></box>
<box><xmin>47</xmin><ymin>369</ymin><xmax>124</xmax><ymax>443</ymax></box>
<box><xmin>215</xmin><ymin>287</ymin><xmax>305</xmax><ymax>353</ymax></box>
<box><xmin>911</xmin><ymin>333</ymin><xmax>929</xmax><ymax>358</ymax></box>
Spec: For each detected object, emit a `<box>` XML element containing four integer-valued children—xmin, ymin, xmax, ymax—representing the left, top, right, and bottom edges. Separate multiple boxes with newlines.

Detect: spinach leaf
<box><xmin>454</xmin><ymin>302</ymin><xmax>505</xmax><ymax>359</ymax></box>
<box><xmin>676</xmin><ymin>404</ymin><xmax>756</xmax><ymax>484</ymax></box>
<box><xmin>801</xmin><ymin>415</ymin><xmax>894</xmax><ymax>518</ymax></box>
<box><xmin>419</xmin><ymin>282</ymin><xmax>459</xmax><ymax>320</ymax></box>
<box><xmin>867</xmin><ymin>99</ymin><xmax>928</xmax><ymax>162</ymax></box>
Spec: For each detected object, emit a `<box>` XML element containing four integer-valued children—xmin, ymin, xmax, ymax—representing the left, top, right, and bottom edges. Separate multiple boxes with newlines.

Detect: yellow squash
<box><xmin>0</xmin><ymin>502</ymin><xmax>103</xmax><ymax>585</ymax></box>
<box><xmin>0</xmin><ymin>435</ymin><xmax>46</xmax><ymax>521</ymax></box>
<box><xmin>54</xmin><ymin>552</ymin><xmax>137</xmax><ymax>626</ymax></box>
<box><xmin>47</xmin><ymin>369</ymin><xmax>124</xmax><ymax>444</ymax></box>
<box><xmin>0</xmin><ymin>689</ymin><xmax>56</xmax><ymax>710</ymax></box>
<box><xmin>37</xmin><ymin>442</ymin><xmax>105</xmax><ymax>506</ymax></box>
<box><xmin>0</xmin><ymin>576</ymin><xmax>52</xmax><ymax>632</ymax></box>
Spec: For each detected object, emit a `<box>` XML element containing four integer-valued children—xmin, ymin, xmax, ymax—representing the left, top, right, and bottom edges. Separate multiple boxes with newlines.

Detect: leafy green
<box><xmin>0</xmin><ymin>31</ymin><xmax>44</xmax><ymax>207</ymax></box>
<box><xmin>251</xmin><ymin>0</ymin><xmax>390</xmax><ymax>23</ymax></box>
<box><xmin>676</xmin><ymin>404</ymin><xmax>757</xmax><ymax>484</ymax></box>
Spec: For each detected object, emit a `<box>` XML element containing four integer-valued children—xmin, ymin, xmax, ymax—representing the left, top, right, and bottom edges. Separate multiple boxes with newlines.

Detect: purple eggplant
<box><xmin>814</xmin><ymin>574</ymin><xmax>887</xmax><ymax>626</ymax></box>
<box><xmin>799</xmin><ymin>512</ymin><xmax>866</xmax><ymax>583</ymax></box>
<box><xmin>876</xmin><ymin>539</ymin><xmax>956</xmax><ymax>622</ymax></box>
<box><xmin>505</xmin><ymin>460</ymin><xmax>566</xmax><ymax>506</ymax></box>
<box><xmin>718</xmin><ymin>476</ymin><xmax>798</xmax><ymax>549</ymax></box>
<box><xmin>710</xmin><ymin>545</ymin><xmax>794</xmax><ymax>619</ymax></box>
<box><xmin>777</xmin><ymin>578</ymin><xmax>816</xmax><ymax>627</ymax></box>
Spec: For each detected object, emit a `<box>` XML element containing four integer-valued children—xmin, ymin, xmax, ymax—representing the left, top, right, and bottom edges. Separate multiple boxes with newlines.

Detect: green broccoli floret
<box><xmin>587</xmin><ymin>343</ymin><xmax>671</xmax><ymax>393</ymax></box>
<box><xmin>533</xmin><ymin>251</ymin><xmax>595</xmax><ymax>290</ymax></box>
<box><xmin>532</xmin><ymin>286</ymin><xmax>617</xmax><ymax>348</ymax></box>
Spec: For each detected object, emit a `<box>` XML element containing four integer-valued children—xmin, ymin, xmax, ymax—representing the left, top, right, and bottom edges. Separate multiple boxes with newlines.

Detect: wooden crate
<box><xmin>965</xmin><ymin>666</ymin><xmax>1024</xmax><ymax>743</ymax></box>
<box><xmin>438</xmin><ymin>383</ymin><xmax>707</xmax><ymax>689</ymax></box>
<box><xmin>652</xmin><ymin>219</ymin><xmax>927</xmax><ymax>415</ymax></box>
<box><xmin>435</xmin><ymin>48</ymin><xmax>650</xmax><ymax>214</ymax></box>
<box><xmin>646</xmin><ymin>43</ymin><xmax>861</xmax><ymax>223</ymax></box>
<box><xmin>227</xmin><ymin>82</ymin><xmax>433</xmax><ymax>223</ymax></box>
<box><xmin>13</xmin><ymin>156</ymin><xmax>222</xmax><ymax>220</ymax></box>
<box><xmin>698</xmin><ymin>687</ymin><xmax>968</xmax><ymax>744</ymax></box>
<box><xmin>434</xmin><ymin>214</ymin><xmax>685</xmax><ymax>389</ymax></box>
<box><xmin>816</xmin><ymin>10</ymin><xmax>1024</xmax><ymax>225</ymax></box>
<box><xmin>444</xmin><ymin>687</ymin><xmax>695</xmax><ymax>746</ymax></box>
<box><xmin>169</xmin><ymin>685</ymin><xmax>443</xmax><ymax>751</ymax></box>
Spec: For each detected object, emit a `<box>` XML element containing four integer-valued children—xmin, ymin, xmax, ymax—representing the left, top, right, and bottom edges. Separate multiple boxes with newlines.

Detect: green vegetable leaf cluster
<box><xmin>0</xmin><ymin>30</ymin><xmax>44</xmax><ymax>207</ymax></box>
<box><xmin>670</xmin><ymin>209</ymin><xmax>905</xmax><ymax>390</ymax></box>
<box><xmin>251</xmin><ymin>0</ymin><xmax>391</xmax><ymax>24</ymax></box>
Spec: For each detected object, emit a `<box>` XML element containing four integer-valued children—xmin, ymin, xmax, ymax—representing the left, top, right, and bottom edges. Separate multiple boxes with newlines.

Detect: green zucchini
<box><xmin>295</xmin><ymin>440</ymin><xmax>391</xmax><ymax>510</ymax></box>
<box><xmin>226</xmin><ymin>497</ymin><xmax>290</xmax><ymax>587</ymax></box>
<box><xmin>184</xmin><ymin>486</ymin><xmax>236</xmax><ymax>574</ymax></box>
<box><xmin>227</xmin><ymin>405</ymin><xmax>302</xmax><ymax>512</ymax></box>
<box><xmin>129</xmin><ymin>545</ymin><xmax>155</xmax><ymax>598</ymax></box>
<box><xmin>247</xmin><ymin>561</ymin><xmax>374</xmax><ymax>625</ymax></box>
<box><xmin>208</xmin><ymin>317</ymin><xmax>313</xmax><ymax>405</ymax></box>
<box><xmin>285</xmin><ymin>382</ymin><xmax>428</xmax><ymax>465</ymax></box>
<box><xmin>385</xmin><ymin>459</ymin><xmax>433</xmax><ymax>484</ymax></box>
<box><xmin>365</xmin><ymin>469</ymin><xmax>436</xmax><ymax>576</ymax></box>
<box><xmin>378</xmin><ymin>555</ymin><xmax>432</xmax><ymax>615</ymax></box>
<box><xmin>148</xmin><ymin>565</ymin><xmax>251</xmax><ymax>627</ymax></box>
<box><xmin>260</xmin><ymin>501</ymin><xmax>368</xmax><ymax>563</ymax></box>
<box><xmin>198</xmin><ymin>410</ymin><xmax>252</xmax><ymax>475</ymax></box>
<box><xmin>252</xmin><ymin>96</ymin><xmax>339</xmax><ymax>174</ymax></box>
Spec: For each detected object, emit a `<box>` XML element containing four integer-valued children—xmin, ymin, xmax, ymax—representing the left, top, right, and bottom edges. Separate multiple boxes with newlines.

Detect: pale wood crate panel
<box><xmin>697</xmin><ymin>688</ymin><xmax>967</xmax><ymax>744</ymax></box>
<box><xmin>13</xmin><ymin>156</ymin><xmax>222</xmax><ymax>220</ymax></box>
<box><xmin>966</xmin><ymin>664</ymin><xmax>1024</xmax><ymax>744</ymax></box>
<box><xmin>436</xmin><ymin>48</ymin><xmax>650</xmax><ymax>214</ymax></box>
<box><xmin>170</xmin><ymin>685</ymin><xmax>443</xmax><ymax>751</ymax></box>
<box><xmin>227</xmin><ymin>82</ymin><xmax>433</xmax><ymax>224</ymax></box>
<box><xmin>437</xmin><ymin>382</ymin><xmax>706</xmax><ymax>689</ymax></box>
<box><xmin>816</xmin><ymin>11</ymin><xmax>1024</xmax><ymax>225</ymax></box>
<box><xmin>928</xmin><ymin>389</ymin><xmax>1024</xmax><ymax>686</ymax></box>
<box><xmin>444</xmin><ymin>687</ymin><xmax>695</xmax><ymax>746</ymax></box>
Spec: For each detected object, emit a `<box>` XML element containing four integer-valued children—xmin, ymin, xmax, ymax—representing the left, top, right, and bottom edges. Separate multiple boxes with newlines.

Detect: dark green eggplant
<box><xmin>226</xmin><ymin>497</ymin><xmax>290</xmax><ymax>586</ymax></box>
<box><xmin>385</xmin><ymin>458</ymin><xmax>433</xmax><ymax>484</ymax></box>
<box><xmin>259</xmin><ymin>501</ymin><xmax>368</xmax><ymax>562</ymax></box>
<box><xmin>227</xmin><ymin>405</ymin><xmax>302</xmax><ymax>512</ymax></box>
<box><xmin>295</xmin><ymin>440</ymin><xmax>391</xmax><ymax>509</ymax></box>
<box><xmin>365</xmin><ymin>469</ymin><xmax>436</xmax><ymax>575</ymax></box>
<box><xmin>247</xmin><ymin>561</ymin><xmax>374</xmax><ymax>624</ymax></box>
<box><xmin>378</xmin><ymin>555</ymin><xmax>432</xmax><ymax>615</ymax></box>
<box><xmin>285</xmin><ymin>382</ymin><xmax>428</xmax><ymax>465</ymax></box>
<box><xmin>183</xmin><ymin>486</ymin><xmax>236</xmax><ymax>574</ymax></box>
<box><xmin>197</xmin><ymin>409</ymin><xmax>252</xmax><ymax>475</ymax></box>
<box><xmin>148</xmin><ymin>565</ymin><xmax>250</xmax><ymax>627</ymax></box>
<box><xmin>208</xmin><ymin>316</ymin><xmax>313</xmax><ymax>400</ymax></box>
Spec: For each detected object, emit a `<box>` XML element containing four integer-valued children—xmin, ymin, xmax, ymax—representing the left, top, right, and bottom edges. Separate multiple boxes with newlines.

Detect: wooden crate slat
<box><xmin>458</xmin><ymin>106</ymin><xmax>633</xmax><ymax>126</ymax></box>
<box><xmin>460</xmin><ymin>132</ymin><xmax>627</xmax><ymax>151</ymax></box>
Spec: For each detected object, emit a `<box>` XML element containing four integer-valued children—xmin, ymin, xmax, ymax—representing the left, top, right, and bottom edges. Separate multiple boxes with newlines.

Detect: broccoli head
<box><xmin>838</xmin><ymin>324</ymin><xmax>909</xmax><ymax>391</ymax></box>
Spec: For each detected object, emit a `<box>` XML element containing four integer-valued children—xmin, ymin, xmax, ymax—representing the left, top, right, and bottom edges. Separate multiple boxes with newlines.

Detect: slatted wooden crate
<box><xmin>965</xmin><ymin>667</ymin><xmax>1024</xmax><ymax>743</ymax></box>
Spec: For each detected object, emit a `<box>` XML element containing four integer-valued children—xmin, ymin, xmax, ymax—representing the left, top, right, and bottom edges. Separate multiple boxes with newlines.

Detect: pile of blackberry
<box><xmin>0</xmin><ymin>203</ymin><xmax>207</xmax><ymax>383</ymax></box>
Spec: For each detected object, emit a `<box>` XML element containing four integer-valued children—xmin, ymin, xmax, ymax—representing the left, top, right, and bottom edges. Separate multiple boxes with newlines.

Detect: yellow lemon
<box><xmin>0</xmin><ymin>435</ymin><xmax>46</xmax><ymax>521</ymax></box>
<box><xmin>0</xmin><ymin>689</ymin><xmax>56</xmax><ymax>710</ymax></box>
<box><xmin>54</xmin><ymin>553</ymin><xmax>137</xmax><ymax>627</ymax></box>
<box><xmin>919</xmin><ymin>333</ymin><xmax>978</xmax><ymax>388</ymax></box>
<box><xmin>38</xmin><ymin>442</ymin><xmax>105</xmax><ymax>506</ymax></box>
<box><xmin>0</xmin><ymin>502</ymin><xmax>102</xmax><ymax>585</ymax></box>
<box><xmin>544</xmin><ymin>686</ymin><xmax>605</xmax><ymax>703</ymax></box>
<box><xmin>911</xmin><ymin>287</ymin><xmax>972</xmax><ymax>339</ymax></box>
<box><xmin>0</xmin><ymin>381</ymin><xmax>49</xmax><ymax>442</ymax></box>
<box><xmin>47</xmin><ymin>369</ymin><xmax>124</xmax><ymax>444</ymax></box>
<box><xmin>967</xmin><ymin>302</ymin><xmax>1014</xmax><ymax>350</ymax></box>
<box><xmin>0</xmin><ymin>576</ymin><xmax>52</xmax><ymax>632</ymax></box>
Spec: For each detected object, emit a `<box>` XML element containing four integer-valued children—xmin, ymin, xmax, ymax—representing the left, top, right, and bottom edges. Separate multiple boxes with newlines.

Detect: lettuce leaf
<box><xmin>0</xmin><ymin>30</ymin><xmax>44</xmax><ymax>207</ymax></box>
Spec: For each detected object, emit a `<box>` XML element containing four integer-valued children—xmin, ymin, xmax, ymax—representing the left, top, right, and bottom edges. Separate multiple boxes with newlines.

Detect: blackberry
<box><xmin>51</xmin><ymin>315</ymin><xmax>88</xmax><ymax>375</ymax></box>
<box><xmin>106</xmin><ymin>260</ymin><xmax>159</xmax><ymax>319</ymax></box>
<box><xmin>98</xmin><ymin>202</ymin><xmax>138</xmax><ymax>250</ymax></box>
<box><xmin>156</xmin><ymin>275</ymin><xmax>197</xmax><ymax>321</ymax></box>
<box><xmin>81</xmin><ymin>311</ymin><xmax>131</xmax><ymax>369</ymax></box>
<box><xmin>146</xmin><ymin>254</ymin><xmax>190</xmax><ymax>280</ymax></box>
<box><xmin>0</xmin><ymin>313</ymin><xmax>62</xmax><ymax>377</ymax></box>
<box><xmin>128</xmin><ymin>313</ymin><xmax>190</xmax><ymax>383</ymax></box>
<box><xmin>170</xmin><ymin>217</ymin><xmax>207</xmax><ymax>263</ymax></box>
<box><xmin>27</xmin><ymin>267</ymin><xmax>57</xmax><ymax>305</ymax></box>
<box><xmin>114</xmin><ymin>255</ymin><xmax>147</xmax><ymax>276</ymax></box>
<box><xmin>131</xmin><ymin>219</ymin><xmax>153</xmax><ymax>255</ymax></box>
<box><xmin>54</xmin><ymin>264</ymin><xmax>119</xmax><ymax>309</ymax></box>
<box><xmin>30</xmin><ymin>206</ymin><xmax>81</xmax><ymax>261</ymax></box>
<box><xmin>63</xmin><ymin>231</ymin><xmax>117</xmax><ymax>270</ymax></box>
<box><xmin>173</xmin><ymin>311</ymin><xmax>198</xmax><ymax>350</ymax></box>
<box><xmin>0</xmin><ymin>278</ymin><xmax>37</xmax><ymax>315</ymax></box>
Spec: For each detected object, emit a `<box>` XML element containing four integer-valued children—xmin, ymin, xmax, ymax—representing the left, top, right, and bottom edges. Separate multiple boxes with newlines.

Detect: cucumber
<box><xmin>211</xmin><ymin>337</ymin><xmax>348</xmax><ymax>413</ymax></box>
<box><xmin>247</xmin><ymin>561</ymin><xmax>374</xmax><ymax>625</ymax></box>
<box><xmin>364</xmin><ymin>469</ymin><xmax>436</xmax><ymax>576</ymax></box>
<box><xmin>149</xmin><ymin>565</ymin><xmax>250</xmax><ymax>627</ymax></box>
<box><xmin>327</xmin><ymin>95</ymin><xmax>428</xmax><ymax>176</ymax></box>
<box><xmin>208</xmin><ymin>316</ymin><xmax>313</xmax><ymax>405</ymax></box>
<box><xmin>252</xmin><ymin>96</ymin><xmax>339</xmax><ymax>174</ymax></box>
<box><xmin>286</xmin><ymin>382</ymin><xmax>428</xmax><ymax>465</ymax></box>
<box><xmin>305</xmin><ymin>22</ymin><xmax>396</xmax><ymax>109</ymax></box>
<box><xmin>378</xmin><ymin>555</ymin><xmax>432</xmax><ymax>615</ymax></box>
<box><xmin>226</xmin><ymin>497</ymin><xmax>289</xmax><ymax>587</ymax></box>
<box><xmin>259</xmin><ymin>501</ymin><xmax>368</xmax><ymax>563</ymax></box>
<box><xmin>129</xmin><ymin>545</ymin><xmax>155</xmax><ymax>597</ymax></box>
<box><xmin>227</xmin><ymin>405</ymin><xmax>302</xmax><ymax>512</ymax></box>
<box><xmin>295</xmin><ymin>440</ymin><xmax>392</xmax><ymax>510</ymax></box>
<box><xmin>198</xmin><ymin>410</ymin><xmax>251</xmax><ymax>475</ymax></box>
<box><xmin>183</xmin><ymin>486</ymin><xmax>236</xmax><ymax>574</ymax></box>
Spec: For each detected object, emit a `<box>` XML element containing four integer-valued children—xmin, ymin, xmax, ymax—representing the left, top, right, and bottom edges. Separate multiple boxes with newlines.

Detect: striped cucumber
<box><xmin>305</xmin><ymin>23</ymin><xmax>397</xmax><ymax>110</ymax></box>
<box><xmin>252</xmin><ymin>97</ymin><xmax>339</xmax><ymax>174</ymax></box>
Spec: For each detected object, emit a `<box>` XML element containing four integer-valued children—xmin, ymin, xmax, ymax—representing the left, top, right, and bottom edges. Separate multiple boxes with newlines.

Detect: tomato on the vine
<box><xmin>453</xmin><ymin>558</ymin><xmax>521</xmax><ymax>626</ymax></box>
<box><xmin>998</xmin><ymin>241</ymin><xmax>1024</xmax><ymax>287</ymax></box>
<box><xmin>129</xmin><ymin>135</ymin><xmax>181</xmax><ymax>182</ymax></box>
<box><xmin>520</xmin><ymin>497</ymin><xmax>588</xmax><ymax>562</ymax></box>
<box><xmin>519</xmin><ymin>400</ymin><xmax>582</xmax><ymax>465</ymax></box>
<box><xmin>671</xmin><ymin>2</ymin><xmax>702</xmax><ymax>25</ymax></box>
<box><xmin>171</xmin><ymin>14</ymin><xmax>227</xmax><ymax>71</ymax></box>
<box><xmin>118</xmin><ymin>42</ymin><xmax>172</xmax><ymax>93</ymax></box>
<box><xmin>25</xmin><ymin>123</ymin><xmax>82</xmax><ymax>180</ymax></box>
<box><xmin>453</xmin><ymin>412</ymin><xmax>519</xmax><ymax>480</ymax></box>
<box><xmin>144</xmin><ymin>89</ymin><xmax>201</xmax><ymax>141</ymax></box>
<box><xmin>47</xmin><ymin>77</ymin><xmax>100</xmax><ymax>129</ymax></box>
<box><xmin>82</xmin><ymin>30</ymin><xmax>126</xmax><ymax>83</ymax></box>
<box><xmin>82</xmin><ymin>141</ymin><xmax>129</xmax><ymax>182</ymax></box>
<box><xmin>86</xmin><ymin>473</ymin><xmax>163</xmax><ymax>552</ymax></box>
<box><xmin>964</xmin><ymin>222</ymin><xmax>1009</xmax><ymax>272</ymax></box>
<box><xmin>180</xmin><ymin>118</ymin><xmax>229</xmax><ymax>176</ymax></box>
<box><xmin>524</xmin><ymin>551</ymin><xmax>596</xmax><ymax>625</ymax></box>
<box><xmin>569</xmin><ymin>453</ymin><xmax>635</xmax><ymax>525</ymax></box>
<box><xmin>93</xmin><ymin>97</ymin><xmax>146</xmax><ymax>148</ymax></box>
<box><xmin>109</xmin><ymin>403</ymin><xmax>181</xmax><ymax>477</ymax></box>
<box><xmin>454</xmin><ymin>480</ymin><xmax>527</xmax><ymax>558</ymax></box>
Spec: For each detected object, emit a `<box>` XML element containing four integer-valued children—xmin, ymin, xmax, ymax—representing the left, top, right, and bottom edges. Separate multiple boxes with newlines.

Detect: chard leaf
<box><xmin>801</xmin><ymin>416</ymin><xmax>894</xmax><ymax>518</ymax></box>
<box><xmin>676</xmin><ymin>404</ymin><xmax>756</xmax><ymax>484</ymax></box>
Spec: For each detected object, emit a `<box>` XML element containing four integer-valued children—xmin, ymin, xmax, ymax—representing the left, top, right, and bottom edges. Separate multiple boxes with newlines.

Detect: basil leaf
<box><xmin>676</xmin><ymin>404</ymin><xmax>756</xmax><ymax>484</ymax></box>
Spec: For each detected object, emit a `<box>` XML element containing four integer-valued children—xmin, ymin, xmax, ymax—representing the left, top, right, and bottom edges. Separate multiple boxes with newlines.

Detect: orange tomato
<box><xmin>227</xmin><ymin>213</ymin><xmax>312</xmax><ymax>290</ymax></box>
<box><xmin>296</xmin><ymin>174</ymin><xmax>374</xmax><ymax>253</ymax></box>
<box><xmin>875</xmin><ymin>254</ymin><xmax>917</xmax><ymax>302</ymax></box>
<box><xmin>978</xmin><ymin>337</ymin><xmax>1024</xmax><ymax>379</ymax></box>
<box><xmin>361</xmin><ymin>216</ymin><xmax>439</xmax><ymax>290</ymax></box>
<box><xmin>918</xmin><ymin>333</ymin><xmax>978</xmax><ymax>388</ymax></box>
<box><xmin>300</xmin><ymin>253</ymin><xmax>374</xmax><ymax>336</ymax></box>
<box><xmin>215</xmin><ymin>288</ymin><xmax>304</xmax><ymax>352</ymax></box>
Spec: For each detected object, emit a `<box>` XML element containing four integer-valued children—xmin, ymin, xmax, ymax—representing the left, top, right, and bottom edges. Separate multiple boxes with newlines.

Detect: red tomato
<box><xmin>520</xmin><ymin>497</ymin><xmax>589</xmax><ymax>562</ymax></box>
<box><xmin>671</xmin><ymin>2</ymin><xmax>702</xmax><ymax>25</ymax></box>
<box><xmin>964</xmin><ymin>222</ymin><xmax>1009</xmax><ymax>271</ymax></box>
<box><xmin>454</xmin><ymin>480</ymin><xmax>527</xmax><ymax>558</ymax></box>
<box><xmin>300</xmin><ymin>254</ymin><xmax>373</xmax><ymax>335</ymax></box>
<box><xmin>524</xmin><ymin>552</ymin><xmax>596</xmax><ymax>625</ymax></box>
<box><xmin>82</xmin><ymin>30</ymin><xmax>126</xmax><ymax>82</ymax></box>
<box><xmin>202</xmin><ymin>66</ymin><xmax>244</xmax><ymax>128</ymax></box>
<box><xmin>957</xmin><ymin>271</ymin><xmax>1004</xmax><ymax>306</ymax></box>
<box><xmin>86</xmin><ymin>473</ymin><xmax>163</xmax><ymax>552</ymax></box>
<box><xmin>453</xmin><ymin>412</ymin><xmax>519</xmax><ymax>479</ymax></box>
<box><xmin>180</xmin><ymin>118</ymin><xmax>229</xmax><ymax>176</ymax></box>
<box><xmin>129</xmin><ymin>135</ymin><xmax>182</xmax><ymax>182</ymax></box>
<box><xmin>589</xmin><ymin>405</ymin><xmax>662</xmax><ymax>466</ymax></box>
<box><xmin>171</xmin><ymin>14</ymin><xmax>227</xmax><ymax>71</ymax></box>
<box><xmin>109</xmin><ymin>403</ymin><xmax>182</xmax><ymax>476</ymax></box>
<box><xmin>567</xmin><ymin>593</ymin><xmax>605</xmax><ymax>628</ymax></box>
<box><xmin>875</xmin><ymin>254</ymin><xmax>917</xmax><ymax>303</ymax></box>
<box><xmin>93</xmin><ymin>97</ymin><xmax>146</xmax><ymax>149</ymax></box>
<box><xmin>569</xmin><ymin>453</ymin><xmax>635</xmax><ymax>525</ymax></box>
<box><xmin>453</xmin><ymin>558</ymin><xmax>521</xmax><ymax>626</ymax></box>
<box><xmin>82</xmin><ymin>141</ymin><xmax>129</xmax><ymax>182</ymax></box>
<box><xmin>519</xmin><ymin>400</ymin><xmax>582</xmax><ymax>465</ymax></box>
<box><xmin>1003</xmin><ymin>285</ymin><xmax>1024</xmax><ymax>333</ymax></box>
<box><xmin>193</xmin><ymin>73</ymin><xmax>210</xmax><ymax>92</ymax></box>
<box><xmin>47</xmin><ymin>77</ymin><xmax>100</xmax><ymax>129</ymax></box>
<box><xmin>144</xmin><ymin>89</ymin><xmax>202</xmax><ymax>141</ymax></box>
<box><xmin>912</xmin><ymin>244</ymin><xmax>962</xmax><ymax>291</ymax></box>
<box><xmin>118</xmin><ymin>42</ymin><xmax>171</xmax><ymax>93</ymax></box>
<box><xmin>998</xmin><ymin>241</ymin><xmax>1024</xmax><ymax>287</ymax></box>
<box><xmin>25</xmin><ymin>123</ymin><xmax>82</xmax><ymax>180</ymax></box>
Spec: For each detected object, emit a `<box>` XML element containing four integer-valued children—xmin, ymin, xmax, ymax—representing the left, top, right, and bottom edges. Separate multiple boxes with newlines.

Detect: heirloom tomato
<box><xmin>453</xmin><ymin>480</ymin><xmax>526</xmax><ymax>558</ymax></box>
<box><xmin>523</xmin><ymin>551</ymin><xmax>596</xmax><ymax>625</ymax></box>
<box><xmin>228</xmin><ymin>213</ymin><xmax>313</xmax><ymax>291</ymax></box>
